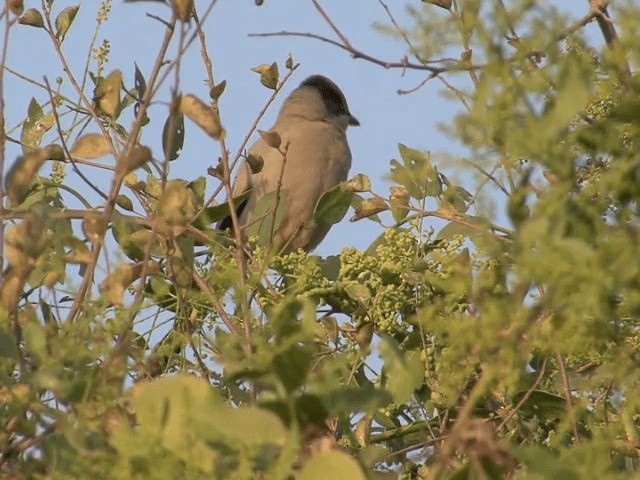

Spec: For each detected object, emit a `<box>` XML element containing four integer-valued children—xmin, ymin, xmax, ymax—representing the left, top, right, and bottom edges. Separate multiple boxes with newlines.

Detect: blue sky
<box><xmin>4</xmin><ymin>0</ymin><xmax>598</xmax><ymax>256</ymax></box>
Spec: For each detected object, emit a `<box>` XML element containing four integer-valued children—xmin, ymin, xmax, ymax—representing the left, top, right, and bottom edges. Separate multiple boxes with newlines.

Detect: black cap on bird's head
<box><xmin>299</xmin><ymin>75</ymin><xmax>359</xmax><ymax>127</ymax></box>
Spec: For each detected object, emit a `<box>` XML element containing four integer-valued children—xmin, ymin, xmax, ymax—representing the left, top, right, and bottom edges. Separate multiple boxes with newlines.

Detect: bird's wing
<box><xmin>217</xmin><ymin>160</ymin><xmax>252</xmax><ymax>231</ymax></box>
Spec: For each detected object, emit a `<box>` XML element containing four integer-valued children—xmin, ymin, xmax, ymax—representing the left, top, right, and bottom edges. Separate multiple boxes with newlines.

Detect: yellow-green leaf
<box><xmin>299</xmin><ymin>451</ymin><xmax>366</xmax><ymax>480</ymax></box>
<box><xmin>19</xmin><ymin>8</ymin><xmax>45</xmax><ymax>28</ymax></box>
<box><xmin>55</xmin><ymin>5</ymin><xmax>79</xmax><ymax>41</ymax></box>
<box><xmin>252</xmin><ymin>62</ymin><xmax>279</xmax><ymax>90</ymax></box>
<box><xmin>94</xmin><ymin>70</ymin><xmax>122</xmax><ymax>120</ymax></box>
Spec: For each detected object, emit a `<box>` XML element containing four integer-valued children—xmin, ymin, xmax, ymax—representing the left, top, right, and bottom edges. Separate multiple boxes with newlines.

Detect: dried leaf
<box><xmin>172</xmin><ymin>0</ymin><xmax>193</xmax><ymax>22</ymax></box>
<box><xmin>423</xmin><ymin>0</ymin><xmax>452</xmax><ymax>10</ymax></box>
<box><xmin>350</xmin><ymin>196</ymin><xmax>389</xmax><ymax>222</ymax></box>
<box><xmin>258</xmin><ymin>129</ymin><xmax>281</xmax><ymax>149</ymax></box>
<box><xmin>179</xmin><ymin>94</ymin><xmax>223</xmax><ymax>139</ymax></box>
<box><xmin>70</xmin><ymin>133</ymin><xmax>111</xmax><ymax>159</ymax></box>
<box><xmin>157</xmin><ymin>180</ymin><xmax>198</xmax><ymax>225</ymax></box>
<box><xmin>285</xmin><ymin>54</ymin><xmax>294</xmax><ymax>70</ymax></box>
<box><xmin>6</xmin><ymin>150</ymin><xmax>48</xmax><ymax>205</ymax></box>
<box><xmin>82</xmin><ymin>212</ymin><xmax>107</xmax><ymax>245</ymax></box>
<box><xmin>43</xmin><ymin>144</ymin><xmax>65</xmax><ymax>161</ymax></box>
<box><xmin>209</xmin><ymin>80</ymin><xmax>226</xmax><ymax>100</ymax></box>
<box><xmin>246</xmin><ymin>153</ymin><xmax>264</xmax><ymax>174</ymax></box>
<box><xmin>9</xmin><ymin>0</ymin><xmax>24</xmax><ymax>16</ymax></box>
<box><xmin>100</xmin><ymin>261</ymin><xmax>159</xmax><ymax>305</ymax></box>
<box><xmin>118</xmin><ymin>145</ymin><xmax>152</xmax><ymax>175</ymax></box>
<box><xmin>345</xmin><ymin>173</ymin><xmax>371</xmax><ymax>192</ymax></box>
<box><xmin>134</xmin><ymin>62</ymin><xmax>146</xmax><ymax>99</ymax></box>
<box><xmin>162</xmin><ymin>113</ymin><xmax>185</xmax><ymax>161</ymax></box>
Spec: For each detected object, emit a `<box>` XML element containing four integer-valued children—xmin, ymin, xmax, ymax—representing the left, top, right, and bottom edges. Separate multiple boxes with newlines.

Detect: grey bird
<box><xmin>219</xmin><ymin>75</ymin><xmax>359</xmax><ymax>253</ymax></box>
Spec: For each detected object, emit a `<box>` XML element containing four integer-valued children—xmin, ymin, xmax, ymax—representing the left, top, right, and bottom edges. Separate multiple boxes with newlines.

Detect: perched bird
<box><xmin>219</xmin><ymin>75</ymin><xmax>359</xmax><ymax>253</ymax></box>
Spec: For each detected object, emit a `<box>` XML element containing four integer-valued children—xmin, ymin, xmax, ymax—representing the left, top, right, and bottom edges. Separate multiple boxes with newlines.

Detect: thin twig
<box><xmin>376</xmin><ymin>0</ymin><xmax>425</xmax><ymax>64</ymax></box>
<box><xmin>66</xmin><ymin>13</ymin><xmax>178</xmax><ymax>323</ymax></box>
<box><xmin>497</xmin><ymin>357</ymin><xmax>548</xmax><ymax>431</ymax></box>
<box><xmin>557</xmin><ymin>351</ymin><xmax>580</xmax><ymax>444</ymax></box>
<box><xmin>0</xmin><ymin>8</ymin><xmax>18</xmax><ymax>272</ymax></box>
<box><xmin>192</xmin><ymin>272</ymin><xmax>242</xmax><ymax>337</ymax></box>
<box><xmin>248</xmin><ymin>31</ymin><xmax>447</xmax><ymax>74</ymax></box>
<box><xmin>425</xmin><ymin>373</ymin><xmax>492</xmax><ymax>480</ymax></box>
<box><xmin>309</xmin><ymin>0</ymin><xmax>353</xmax><ymax>50</ymax></box>
<box><xmin>43</xmin><ymin>78</ymin><xmax>108</xmax><ymax>201</ymax></box>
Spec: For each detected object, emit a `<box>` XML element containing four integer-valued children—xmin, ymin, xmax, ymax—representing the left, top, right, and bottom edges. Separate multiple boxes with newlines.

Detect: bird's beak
<box><xmin>348</xmin><ymin>115</ymin><xmax>360</xmax><ymax>127</ymax></box>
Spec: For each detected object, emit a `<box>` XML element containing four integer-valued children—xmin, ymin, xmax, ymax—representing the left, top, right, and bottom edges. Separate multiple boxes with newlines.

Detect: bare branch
<box><xmin>248</xmin><ymin>31</ymin><xmax>448</xmax><ymax>74</ymax></box>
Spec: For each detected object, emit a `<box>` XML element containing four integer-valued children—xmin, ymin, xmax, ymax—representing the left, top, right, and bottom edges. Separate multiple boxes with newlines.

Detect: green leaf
<box><xmin>318</xmin><ymin>255</ymin><xmax>340</xmax><ymax>281</ymax></box>
<box><xmin>111</xmin><ymin>211</ymin><xmax>145</xmax><ymax>261</ymax></box>
<box><xmin>187</xmin><ymin>176</ymin><xmax>206</xmax><ymax>207</ymax></box>
<box><xmin>252</xmin><ymin>62</ymin><xmax>279</xmax><ymax>90</ymax></box>
<box><xmin>314</xmin><ymin>182</ymin><xmax>353</xmax><ymax>226</ymax></box>
<box><xmin>21</xmin><ymin>98</ymin><xmax>54</xmax><ymax>153</ymax></box>
<box><xmin>55</xmin><ymin>5</ymin><xmax>79</xmax><ymax>41</ymax></box>
<box><xmin>345</xmin><ymin>283</ymin><xmax>371</xmax><ymax>303</ymax></box>
<box><xmin>133</xmin><ymin>62</ymin><xmax>146</xmax><ymax>99</ymax></box>
<box><xmin>512</xmin><ymin>390</ymin><xmax>566</xmax><ymax>419</ymax></box>
<box><xmin>299</xmin><ymin>451</ymin><xmax>366</xmax><ymax>480</ymax></box>
<box><xmin>23</xmin><ymin>319</ymin><xmax>47</xmax><ymax>362</ymax></box>
<box><xmin>0</xmin><ymin>332</ymin><xmax>19</xmax><ymax>358</ymax></box>
<box><xmin>193</xmin><ymin>190</ymin><xmax>252</xmax><ymax>228</ymax></box>
<box><xmin>379</xmin><ymin>337</ymin><xmax>425</xmax><ymax>403</ymax></box>
<box><xmin>442</xmin><ymin>185</ymin><xmax>472</xmax><ymax>212</ymax></box>
<box><xmin>273</xmin><ymin>346</ymin><xmax>313</xmax><ymax>393</ymax></box>
<box><xmin>388</xmin><ymin>144</ymin><xmax>441</xmax><ymax>200</ymax></box>
<box><xmin>244</xmin><ymin>190</ymin><xmax>288</xmax><ymax>247</ymax></box>
<box><xmin>116</xmin><ymin>194</ymin><xmax>134</xmax><ymax>211</ymax></box>
<box><xmin>206</xmin><ymin>405</ymin><xmax>287</xmax><ymax>447</ymax></box>
<box><xmin>19</xmin><ymin>8</ymin><xmax>45</xmax><ymax>28</ymax></box>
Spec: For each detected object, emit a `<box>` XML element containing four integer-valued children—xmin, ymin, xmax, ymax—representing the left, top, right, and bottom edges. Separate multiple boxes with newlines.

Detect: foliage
<box><xmin>1</xmin><ymin>1</ymin><xmax>640</xmax><ymax>479</ymax></box>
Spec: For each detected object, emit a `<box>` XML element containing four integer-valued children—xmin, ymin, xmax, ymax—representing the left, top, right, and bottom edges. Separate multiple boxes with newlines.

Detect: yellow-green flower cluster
<box><xmin>338</xmin><ymin>229</ymin><xmax>424</xmax><ymax>334</ymax></box>
<box><xmin>271</xmin><ymin>249</ymin><xmax>331</xmax><ymax>296</ymax></box>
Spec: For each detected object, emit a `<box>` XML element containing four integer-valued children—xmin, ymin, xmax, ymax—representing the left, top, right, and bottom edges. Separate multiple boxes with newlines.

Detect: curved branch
<box><xmin>248</xmin><ymin>31</ymin><xmax>448</xmax><ymax>74</ymax></box>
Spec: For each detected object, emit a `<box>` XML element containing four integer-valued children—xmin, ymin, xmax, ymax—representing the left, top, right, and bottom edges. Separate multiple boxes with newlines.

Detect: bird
<box><xmin>218</xmin><ymin>74</ymin><xmax>359</xmax><ymax>253</ymax></box>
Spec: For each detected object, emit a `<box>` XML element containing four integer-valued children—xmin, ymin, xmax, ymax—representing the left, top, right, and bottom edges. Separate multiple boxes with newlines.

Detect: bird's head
<box><xmin>280</xmin><ymin>74</ymin><xmax>359</xmax><ymax>130</ymax></box>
